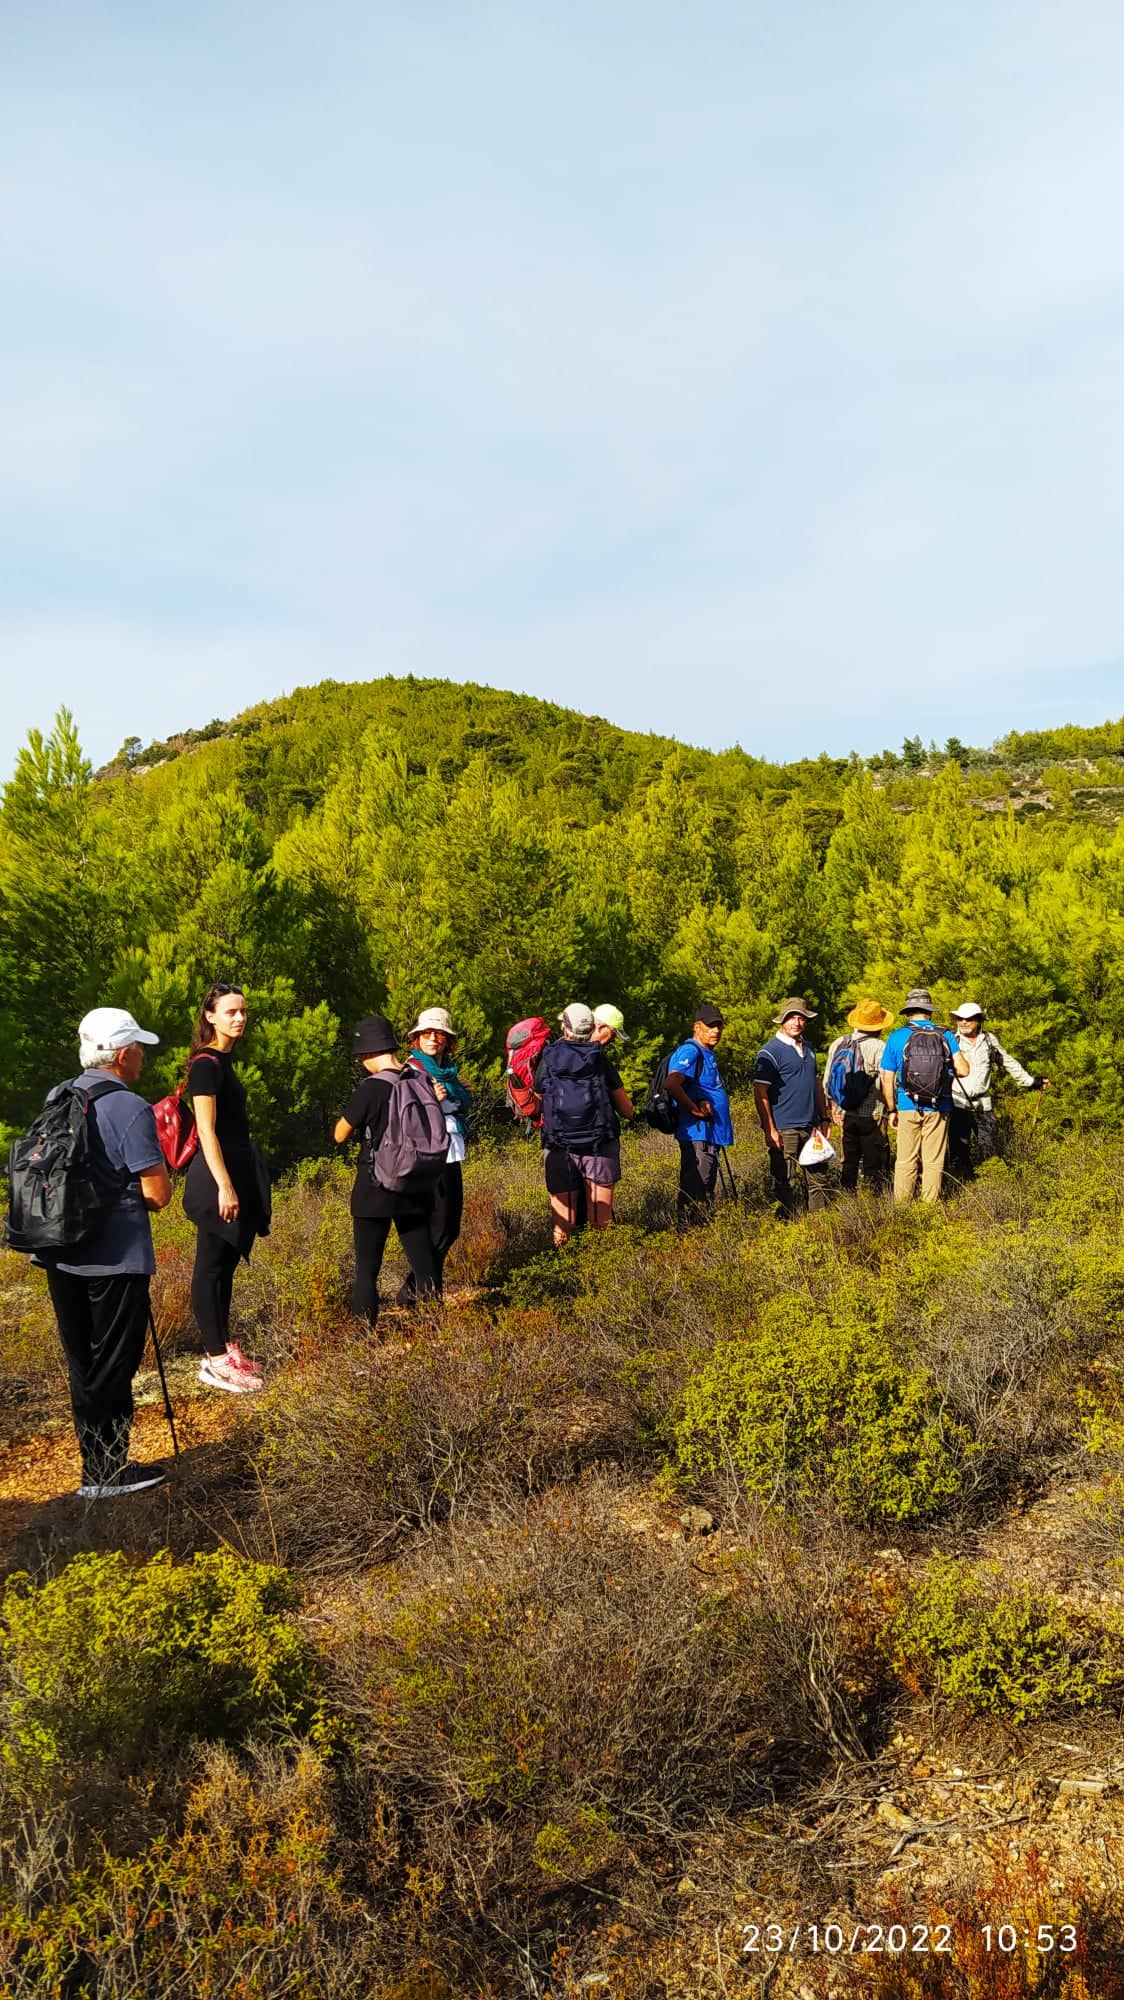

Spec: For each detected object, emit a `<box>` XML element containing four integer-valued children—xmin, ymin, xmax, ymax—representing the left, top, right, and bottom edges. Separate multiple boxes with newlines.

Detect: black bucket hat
<box><xmin>352</xmin><ymin>1015</ymin><xmax>398</xmax><ymax>1057</ymax></box>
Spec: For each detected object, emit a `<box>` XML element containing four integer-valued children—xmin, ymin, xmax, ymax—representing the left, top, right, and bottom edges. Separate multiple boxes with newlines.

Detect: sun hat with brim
<box><xmin>900</xmin><ymin>988</ymin><xmax>935</xmax><ymax>1014</ymax></box>
<box><xmin>78</xmin><ymin>1007</ymin><xmax>159</xmax><ymax>1053</ymax></box>
<box><xmin>352</xmin><ymin>1015</ymin><xmax>399</xmax><ymax>1057</ymax></box>
<box><xmin>593</xmin><ymin>1003</ymin><xmax>628</xmax><ymax>1041</ymax></box>
<box><xmin>408</xmin><ymin>1006</ymin><xmax>458</xmax><ymax>1043</ymax></box>
<box><xmin>845</xmin><ymin>999</ymin><xmax>896</xmax><ymax>1033</ymax></box>
<box><xmin>950</xmin><ymin>1000</ymin><xmax>985</xmax><ymax>1020</ymax></box>
<box><xmin>773</xmin><ymin>997</ymin><xmax>817</xmax><ymax>1025</ymax></box>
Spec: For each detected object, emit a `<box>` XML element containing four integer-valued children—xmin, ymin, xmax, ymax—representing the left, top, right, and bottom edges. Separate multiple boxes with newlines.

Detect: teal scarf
<box><xmin>408</xmin><ymin>1049</ymin><xmax>471</xmax><ymax>1136</ymax></box>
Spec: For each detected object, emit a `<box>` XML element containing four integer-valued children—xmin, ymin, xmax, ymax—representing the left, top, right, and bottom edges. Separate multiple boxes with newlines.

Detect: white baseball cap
<box><xmin>950</xmin><ymin>1000</ymin><xmax>985</xmax><ymax>1020</ymax></box>
<box><xmin>78</xmin><ymin>1006</ymin><xmax>159</xmax><ymax>1053</ymax></box>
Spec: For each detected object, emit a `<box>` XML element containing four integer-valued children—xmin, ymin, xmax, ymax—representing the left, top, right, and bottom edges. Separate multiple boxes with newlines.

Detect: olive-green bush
<box><xmin>892</xmin><ymin>1555</ymin><xmax>1124</xmax><ymax>1721</ymax></box>
<box><xmin>0</xmin><ymin>1550</ymin><xmax>327</xmax><ymax>1794</ymax></box>
<box><xmin>669</xmin><ymin>1297</ymin><xmax>967</xmax><ymax>1521</ymax></box>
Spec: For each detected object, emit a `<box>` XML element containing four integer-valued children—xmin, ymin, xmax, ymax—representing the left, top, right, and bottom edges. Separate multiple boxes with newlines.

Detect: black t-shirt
<box><xmin>341</xmin><ymin>1072</ymin><xmax>434</xmax><ymax>1219</ymax></box>
<box><xmin>189</xmin><ymin>1049</ymin><xmax>252</xmax><ymax>1160</ymax></box>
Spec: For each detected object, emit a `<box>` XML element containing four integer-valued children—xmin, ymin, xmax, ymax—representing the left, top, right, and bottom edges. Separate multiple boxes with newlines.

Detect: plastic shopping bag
<box><xmin>798</xmin><ymin>1129</ymin><xmax>835</xmax><ymax>1166</ymax></box>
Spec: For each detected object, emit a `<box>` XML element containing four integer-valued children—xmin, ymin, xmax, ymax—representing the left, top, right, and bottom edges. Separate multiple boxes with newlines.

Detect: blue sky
<box><xmin>3</xmin><ymin>1</ymin><xmax>1123</xmax><ymax>776</ymax></box>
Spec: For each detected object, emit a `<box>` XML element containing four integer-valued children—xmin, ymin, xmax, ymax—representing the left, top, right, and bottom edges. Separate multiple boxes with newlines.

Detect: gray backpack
<box><xmin>371</xmin><ymin>1066</ymin><xmax>449</xmax><ymax>1194</ymax></box>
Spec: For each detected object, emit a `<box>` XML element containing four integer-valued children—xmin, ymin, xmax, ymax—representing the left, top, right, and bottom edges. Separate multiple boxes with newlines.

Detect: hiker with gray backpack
<box><xmin>879</xmin><ymin>987</ymin><xmax>970</xmax><ymax>1204</ymax></box>
<box><xmin>333</xmin><ymin>1015</ymin><xmax>444</xmax><ymax>1325</ymax></box>
<box><xmin>5</xmin><ymin>1007</ymin><xmax>172</xmax><ymax>1498</ymax></box>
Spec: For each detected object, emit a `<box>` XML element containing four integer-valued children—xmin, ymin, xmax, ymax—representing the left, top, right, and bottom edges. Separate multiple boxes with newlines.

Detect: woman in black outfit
<box><xmin>183</xmin><ymin>983</ymin><xmax>270</xmax><ymax>1393</ymax></box>
<box><xmin>333</xmin><ymin>1016</ymin><xmax>439</xmax><ymax>1327</ymax></box>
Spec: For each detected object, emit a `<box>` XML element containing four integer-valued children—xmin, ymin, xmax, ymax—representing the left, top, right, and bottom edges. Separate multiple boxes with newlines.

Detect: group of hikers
<box><xmin>7</xmin><ymin>982</ymin><xmax>1045</xmax><ymax>1500</ymax></box>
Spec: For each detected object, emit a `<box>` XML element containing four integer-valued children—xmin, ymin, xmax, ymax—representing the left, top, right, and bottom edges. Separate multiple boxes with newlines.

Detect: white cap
<box><xmin>950</xmin><ymin>1000</ymin><xmax>985</xmax><ymax>1020</ymax></box>
<box><xmin>78</xmin><ymin>1006</ymin><xmax>159</xmax><ymax>1055</ymax></box>
<box><xmin>560</xmin><ymin>1002</ymin><xmax>595</xmax><ymax>1037</ymax></box>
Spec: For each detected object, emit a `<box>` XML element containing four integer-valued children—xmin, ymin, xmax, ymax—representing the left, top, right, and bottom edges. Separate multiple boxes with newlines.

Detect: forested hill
<box><xmin>3</xmin><ymin>677</ymin><xmax>1124</xmax><ymax>1160</ymax></box>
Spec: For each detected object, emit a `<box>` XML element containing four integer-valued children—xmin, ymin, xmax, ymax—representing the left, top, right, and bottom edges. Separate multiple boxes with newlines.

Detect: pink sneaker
<box><xmin>199</xmin><ymin>1354</ymin><xmax>263</xmax><ymax>1395</ymax></box>
<box><xmin>224</xmin><ymin>1342</ymin><xmax>263</xmax><ymax>1379</ymax></box>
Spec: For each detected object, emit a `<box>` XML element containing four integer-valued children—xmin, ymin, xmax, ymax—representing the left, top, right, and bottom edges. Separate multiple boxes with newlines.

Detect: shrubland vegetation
<box><xmin>4</xmin><ymin>1103</ymin><xmax>1124</xmax><ymax>1995</ymax></box>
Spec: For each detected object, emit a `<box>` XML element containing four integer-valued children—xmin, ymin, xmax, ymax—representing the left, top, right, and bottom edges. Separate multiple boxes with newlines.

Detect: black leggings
<box><xmin>400</xmin><ymin>1164</ymin><xmax>464</xmax><ymax>1295</ymax></box>
<box><xmin>352</xmin><ymin>1213</ymin><xmax>438</xmax><ymax>1326</ymax></box>
<box><xmin>191</xmin><ymin>1230</ymin><xmax>241</xmax><ymax>1357</ymax></box>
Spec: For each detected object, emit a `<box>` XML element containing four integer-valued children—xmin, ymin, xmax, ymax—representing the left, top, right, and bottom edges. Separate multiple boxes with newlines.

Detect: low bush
<box><xmin>668</xmin><ymin>1297</ymin><xmax>967</xmax><ymax>1522</ymax></box>
<box><xmin>251</xmin><ymin>1313</ymin><xmax>643</xmax><ymax>1570</ymax></box>
<box><xmin>325</xmin><ymin>1489</ymin><xmax>861</xmax><ymax>1964</ymax></box>
<box><xmin>0</xmin><ymin>1743</ymin><xmax>379</xmax><ymax>2000</ymax></box>
<box><xmin>0</xmin><ymin>1550</ymin><xmax>327</xmax><ymax>1798</ymax></box>
<box><xmin>891</xmin><ymin>1554</ymin><xmax>1124</xmax><ymax>1721</ymax></box>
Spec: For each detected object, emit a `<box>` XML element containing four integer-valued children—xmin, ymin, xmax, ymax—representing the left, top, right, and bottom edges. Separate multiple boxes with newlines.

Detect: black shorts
<box><xmin>543</xmin><ymin>1142</ymin><xmax>621</xmax><ymax>1195</ymax></box>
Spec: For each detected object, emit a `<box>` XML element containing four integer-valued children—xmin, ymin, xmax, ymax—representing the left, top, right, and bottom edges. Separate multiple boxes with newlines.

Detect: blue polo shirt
<box><xmin>880</xmin><ymin>1022</ymin><xmax>960</xmax><ymax>1115</ymax></box>
<box><xmin>667</xmin><ymin>1040</ymin><xmax>733</xmax><ymax>1148</ymax></box>
<box><xmin>753</xmin><ymin>1034</ymin><xmax>820</xmax><ymax>1129</ymax></box>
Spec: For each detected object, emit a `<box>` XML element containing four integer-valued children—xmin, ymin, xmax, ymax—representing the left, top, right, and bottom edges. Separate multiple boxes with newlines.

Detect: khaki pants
<box><xmin>893</xmin><ymin>1110</ymin><xmax>949</xmax><ymax>1204</ymax></box>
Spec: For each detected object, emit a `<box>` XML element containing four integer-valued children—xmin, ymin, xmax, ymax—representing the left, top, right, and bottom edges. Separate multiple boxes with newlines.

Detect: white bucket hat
<box><xmin>950</xmin><ymin>1000</ymin><xmax>985</xmax><ymax>1020</ymax></box>
<box><xmin>407</xmin><ymin>1006</ymin><xmax>458</xmax><ymax>1042</ymax></box>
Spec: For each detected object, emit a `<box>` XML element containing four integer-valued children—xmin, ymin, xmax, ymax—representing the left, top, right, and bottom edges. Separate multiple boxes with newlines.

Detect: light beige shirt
<box><xmin>951</xmin><ymin>1032</ymin><xmax>1035</xmax><ymax>1110</ymax></box>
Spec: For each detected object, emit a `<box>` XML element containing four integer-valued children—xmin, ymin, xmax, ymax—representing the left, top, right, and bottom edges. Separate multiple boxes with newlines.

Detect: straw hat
<box><xmin>845</xmin><ymin>998</ymin><xmax>895</xmax><ymax>1033</ymax></box>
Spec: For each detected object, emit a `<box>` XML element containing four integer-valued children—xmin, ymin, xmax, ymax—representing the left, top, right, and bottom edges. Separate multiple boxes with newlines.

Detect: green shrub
<box><xmin>892</xmin><ymin>1555</ymin><xmax>1124</xmax><ymax>1721</ymax></box>
<box><xmin>668</xmin><ymin>1299</ymin><xmax>966</xmax><ymax>1521</ymax></box>
<box><xmin>0</xmin><ymin>1551</ymin><xmax>326</xmax><ymax>1793</ymax></box>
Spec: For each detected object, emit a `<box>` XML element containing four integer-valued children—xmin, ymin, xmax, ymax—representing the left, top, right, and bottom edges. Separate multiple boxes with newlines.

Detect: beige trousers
<box><xmin>893</xmin><ymin>1110</ymin><xmax>949</xmax><ymax>1204</ymax></box>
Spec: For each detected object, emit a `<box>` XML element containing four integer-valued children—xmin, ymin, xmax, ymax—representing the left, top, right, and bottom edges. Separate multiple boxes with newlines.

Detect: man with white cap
<box><xmin>42</xmin><ymin>1007</ymin><xmax>172</xmax><ymax>1497</ymax></box>
<box><xmin>948</xmin><ymin>1002</ymin><xmax>1047</xmax><ymax>1181</ymax></box>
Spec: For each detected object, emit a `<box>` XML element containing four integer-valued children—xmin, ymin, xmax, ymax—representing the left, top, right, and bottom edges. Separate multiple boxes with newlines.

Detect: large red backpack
<box><xmin>503</xmin><ymin>1017</ymin><xmax>552</xmax><ymax>1135</ymax></box>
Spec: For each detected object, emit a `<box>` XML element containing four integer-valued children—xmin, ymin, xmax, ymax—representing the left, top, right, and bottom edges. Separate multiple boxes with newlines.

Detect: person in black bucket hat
<box><xmin>333</xmin><ymin>1017</ymin><xmax>439</xmax><ymax>1326</ymax></box>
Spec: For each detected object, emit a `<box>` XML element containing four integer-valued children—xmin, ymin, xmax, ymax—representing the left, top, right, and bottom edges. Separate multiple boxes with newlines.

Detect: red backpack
<box><xmin>503</xmin><ymin>1017</ymin><xmax>552</xmax><ymax>1134</ymax></box>
<box><xmin>152</xmin><ymin>1050</ymin><xmax>221</xmax><ymax>1171</ymax></box>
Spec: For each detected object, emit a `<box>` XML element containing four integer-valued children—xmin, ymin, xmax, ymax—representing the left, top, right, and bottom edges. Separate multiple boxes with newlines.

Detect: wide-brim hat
<box><xmin>773</xmin><ymin>997</ymin><xmax>817</xmax><ymax>1025</ymax></box>
<box><xmin>950</xmin><ymin>1000</ymin><xmax>985</xmax><ymax>1020</ymax></box>
<box><xmin>352</xmin><ymin>1015</ymin><xmax>399</xmax><ymax>1056</ymax></box>
<box><xmin>846</xmin><ymin>998</ymin><xmax>895</xmax><ymax>1033</ymax></box>
<box><xmin>900</xmin><ymin>987</ymin><xmax>935</xmax><ymax>1013</ymax></box>
<box><xmin>407</xmin><ymin>1006</ymin><xmax>458</xmax><ymax>1043</ymax></box>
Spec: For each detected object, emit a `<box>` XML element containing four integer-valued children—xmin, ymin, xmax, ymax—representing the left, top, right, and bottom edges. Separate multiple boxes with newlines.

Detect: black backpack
<box><xmin>642</xmin><ymin>1044</ymin><xmax>703</xmax><ymax>1134</ymax></box>
<box><xmin>539</xmin><ymin>1042</ymin><xmax>614</xmax><ymax>1152</ymax></box>
<box><xmin>6</xmin><ymin>1078</ymin><xmax>127</xmax><ymax>1255</ymax></box>
<box><xmin>899</xmin><ymin>1025</ymin><xmax>953</xmax><ymax>1109</ymax></box>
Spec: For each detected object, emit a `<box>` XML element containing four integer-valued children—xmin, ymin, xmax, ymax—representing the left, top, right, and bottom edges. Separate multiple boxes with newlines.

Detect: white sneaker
<box><xmin>199</xmin><ymin>1355</ymin><xmax>263</xmax><ymax>1395</ymax></box>
<box><xmin>77</xmin><ymin>1462</ymin><xmax>167</xmax><ymax>1499</ymax></box>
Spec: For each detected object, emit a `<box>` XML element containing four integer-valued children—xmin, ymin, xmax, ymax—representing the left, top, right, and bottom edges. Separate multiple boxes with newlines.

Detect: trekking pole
<box><xmin>146</xmin><ymin>1306</ymin><xmax>181</xmax><ymax>1461</ymax></box>
<box><xmin>718</xmin><ymin>1148</ymin><xmax>738</xmax><ymax>1203</ymax></box>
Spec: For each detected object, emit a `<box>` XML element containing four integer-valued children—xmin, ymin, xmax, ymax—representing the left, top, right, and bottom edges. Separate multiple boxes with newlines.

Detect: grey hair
<box><xmin>78</xmin><ymin>1041</ymin><xmax>122</xmax><ymax>1070</ymax></box>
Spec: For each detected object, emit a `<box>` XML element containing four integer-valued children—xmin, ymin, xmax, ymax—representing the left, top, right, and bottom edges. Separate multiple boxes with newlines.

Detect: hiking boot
<box><xmin>199</xmin><ymin>1354</ymin><xmax>263</xmax><ymax>1395</ymax></box>
<box><xmin>224</xmin><ymin>1342</ymin><xmax>263</xmax><ymax>1379</ymax></box>
<box><xmin>77</xmin><ymin>1462</ymin><xmax>167</xmax><ymax>1500</ymax></box>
